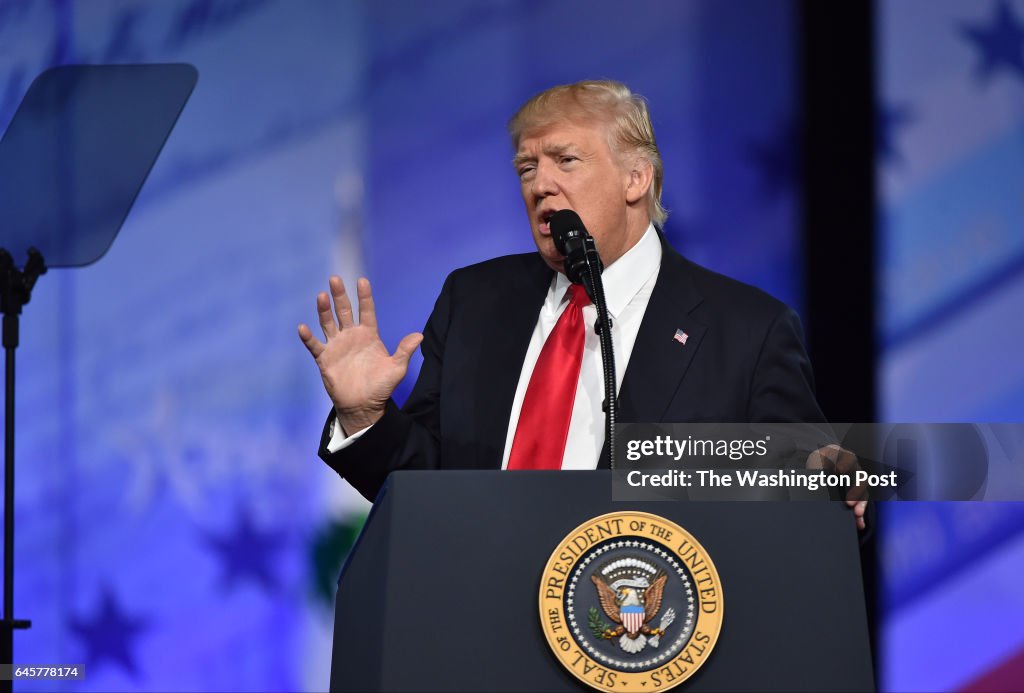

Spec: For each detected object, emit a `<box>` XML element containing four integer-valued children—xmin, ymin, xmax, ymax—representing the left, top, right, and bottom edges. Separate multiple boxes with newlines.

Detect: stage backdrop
<box><xmin>1</xmin><ymin>1</ymin><xmax>801</xmax><ymax>691</ymax></box>
<box><xmin>877</xmin><ymin>1</ymin><xmax>1024</xmax><ymax>691</ymax></box>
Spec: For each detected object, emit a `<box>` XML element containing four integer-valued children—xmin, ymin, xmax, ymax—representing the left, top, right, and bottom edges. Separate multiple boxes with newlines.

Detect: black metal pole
<box><xmin>0</xmin><ymin>249</ymin><xmax>43</xmax><ymax>685</ymax></box>
<box><xmin>2</xmin><ymin>334</ymin><xmax>14</xmax><ymax>672</ymax></box>
<box><xmin>584</xmin><ymin>251</ymin><xmax>617</xmax><ymax>470</ymax></box>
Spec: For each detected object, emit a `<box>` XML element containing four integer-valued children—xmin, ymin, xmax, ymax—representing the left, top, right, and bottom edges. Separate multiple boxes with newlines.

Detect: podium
<box><xmin>331</xmin><ymin>471</ymin><xmax>874</xmax><ymax>692</ymax></box>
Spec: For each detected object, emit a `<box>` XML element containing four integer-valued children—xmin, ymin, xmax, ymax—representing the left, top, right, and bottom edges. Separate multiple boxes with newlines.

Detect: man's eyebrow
<box><xmin>512</xmin><ymin>142</ymin><xmax>581</xmax><ymax>168</ymax></box>
<box><xmin>544</xmin><ymin>142</ymin><xmax>578</xmax><ymax>155</ymax></box>
<box><xmin>512</xmin><ymin>152</ymin><xmax>535</xmax><ymax>168</ymax></box>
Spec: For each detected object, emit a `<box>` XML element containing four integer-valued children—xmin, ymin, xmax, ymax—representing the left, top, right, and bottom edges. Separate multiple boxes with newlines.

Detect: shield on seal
<box><xmin>621</xmin><ymin>604</ymin><xmax>644</xmax><ymax>635</ymax></box>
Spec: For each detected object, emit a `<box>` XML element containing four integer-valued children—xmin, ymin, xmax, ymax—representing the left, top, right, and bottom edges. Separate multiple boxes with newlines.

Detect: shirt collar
<box><xmin>553</xmin><ymin>223</ymin><xmax>661</xmax><ymax>318</ymax></box>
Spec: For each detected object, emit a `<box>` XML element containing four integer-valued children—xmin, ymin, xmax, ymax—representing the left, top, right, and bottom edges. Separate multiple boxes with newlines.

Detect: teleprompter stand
<box><xmin>0</xmin><ymin>64</ymin><xmax>197</xmax><ymax>683</ymax></box>
<box><xmin>0</xmin><ymin>249</ymin><xmax>43</xmax><ymax>660</ymax></box>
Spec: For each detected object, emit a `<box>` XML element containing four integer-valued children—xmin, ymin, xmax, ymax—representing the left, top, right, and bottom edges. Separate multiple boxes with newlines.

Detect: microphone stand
<box><xmin>578</xmin><ymin>238</ymin><xmax>618</xmax><ymax>470</ymax></box>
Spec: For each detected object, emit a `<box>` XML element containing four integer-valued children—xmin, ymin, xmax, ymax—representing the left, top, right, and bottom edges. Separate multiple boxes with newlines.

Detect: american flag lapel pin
<box><xmin>673</xmin><ymin>328</ymin><xmax>688</xmax><ymax>345</ymax></box>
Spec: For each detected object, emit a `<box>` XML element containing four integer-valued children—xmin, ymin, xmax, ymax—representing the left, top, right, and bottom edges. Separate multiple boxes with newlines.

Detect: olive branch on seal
<box><xmin>588</xmin><ymin>606</ymin><xmax>613</xmax><ymax>639</ymax></box>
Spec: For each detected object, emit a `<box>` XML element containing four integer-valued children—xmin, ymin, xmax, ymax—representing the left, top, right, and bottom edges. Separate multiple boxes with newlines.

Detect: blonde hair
<box><xmin>508</xmin><ymin>80</ymin><xmax>667</xmax><ymax>226</ymax></box>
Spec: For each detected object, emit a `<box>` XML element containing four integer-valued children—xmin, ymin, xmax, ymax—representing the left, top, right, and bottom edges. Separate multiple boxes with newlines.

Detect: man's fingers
<box><xmin>845</xmin><ymin>499</ymin><xmax>868</xmax><ymax>531</ymax></box>
<box><xmin>392</xmin><ymin>332</ymin><xmax>424</xmax><ymax>366</ymax></box>
<box><xmin>835</xmin><ymin>449</ymin><xmax>859</xmax><ymax>475</ymax></box>
<box><xmin>846</xmin><ymin>482</ymin><xmax>869</xmax><ymax>503</ymax></box>
<box><xmin>330</xmin><ymin>276</ymin><xmax>355</xmax><ymax>329</ymax></box>
<box><xmin>856</xmin><ymin>500</ymin><xmax>867</xmax><ymax>530</ymax></box>
<box><xmin>357</xmin><ymin>277</ymin><xmax>377</xmax><ymax>329</ymax></box>
<box><xmin>317</xmin><ymin>292</ymin><xmax>338</xmax><ymax>339</ymax></box>
<box><xmin>298</xmin><ymin>323</ymin><xmax>326</xmax><ymax>358</ymax></box>
<box><xmin>806</xmin><ymin>444</ymin><xmax>839</xmax><ymax>471</ymax></box>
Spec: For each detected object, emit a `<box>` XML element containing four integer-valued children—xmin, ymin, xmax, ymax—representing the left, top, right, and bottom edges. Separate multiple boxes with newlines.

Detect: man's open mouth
<box><xmin>538</xmin><ymin>209</ymin><xmax>558</xmax><ymax>235</ymax></box>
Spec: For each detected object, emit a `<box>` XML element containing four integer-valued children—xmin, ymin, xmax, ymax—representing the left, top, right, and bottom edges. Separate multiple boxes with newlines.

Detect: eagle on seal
<box><xmin>591</xmin><ymin>572</ymin><xmax>671</xmax><ymax>653</ymax></box>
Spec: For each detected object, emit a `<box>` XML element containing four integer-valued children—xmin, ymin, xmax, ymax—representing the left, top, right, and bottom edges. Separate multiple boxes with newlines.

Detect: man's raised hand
<box><xmin>298</xmin><ymin>276</ymin><xmax>423</xmax><ymax>435</ymax></box>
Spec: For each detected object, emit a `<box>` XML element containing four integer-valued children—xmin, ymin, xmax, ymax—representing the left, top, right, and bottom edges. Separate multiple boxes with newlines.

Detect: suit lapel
<box><xmin>599</xmin><ymin>239</ymin><xmax>706</xmax><ymax>468</ymax></box>
<box><xmin>474</xmin><ymin>255</ymin><xmax>553</xmax><ymax>469</ymax></box>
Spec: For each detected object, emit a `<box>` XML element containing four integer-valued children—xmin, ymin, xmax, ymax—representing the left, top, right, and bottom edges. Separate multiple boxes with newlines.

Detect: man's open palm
<box><xmin>298</xmin><ymin>276</ymin><xmax>422</xmax><ymax>434</ymax></box>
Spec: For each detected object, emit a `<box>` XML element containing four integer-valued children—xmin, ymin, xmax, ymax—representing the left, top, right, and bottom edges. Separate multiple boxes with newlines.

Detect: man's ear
<box><xmin>625</xmin><ymin>159</ymin><xmax>654</xmax><ymax>205</ymax></box>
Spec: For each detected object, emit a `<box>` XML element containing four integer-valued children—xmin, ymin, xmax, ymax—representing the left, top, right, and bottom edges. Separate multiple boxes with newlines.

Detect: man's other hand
<box><xmin>807</xmin><ymin>444</ymin><xmax>868</xmax><ymax>531</ymax></box>
<box><xmin>298</xmin><ymin>276</ymin><xmax>423</xmax><ymax>435</ymax></box>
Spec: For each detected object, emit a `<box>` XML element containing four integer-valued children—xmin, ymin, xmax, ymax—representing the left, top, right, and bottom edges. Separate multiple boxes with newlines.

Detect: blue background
<box><xmin>877</xmin><ymin>1</ymin><xmax>1024</xmax><ymax>690</ymax></box>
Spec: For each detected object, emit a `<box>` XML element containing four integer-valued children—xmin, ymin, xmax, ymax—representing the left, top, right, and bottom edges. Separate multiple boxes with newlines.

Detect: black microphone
<box><xmin>549</xmin><ymin>209</ymin><xmax>603</xmax><ymax>292</ymax></box>
<box><xmin>547</xmin><ymin>209</ymin><xmax>619</xmax><ymax>469</ymax></box>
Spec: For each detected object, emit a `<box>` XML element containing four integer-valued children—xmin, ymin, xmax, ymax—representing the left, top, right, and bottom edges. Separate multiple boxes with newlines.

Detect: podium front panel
<box><xmin>332</xmin><ymin>471</ymin><xmax>873</xmax><ymax>692</ymax></box>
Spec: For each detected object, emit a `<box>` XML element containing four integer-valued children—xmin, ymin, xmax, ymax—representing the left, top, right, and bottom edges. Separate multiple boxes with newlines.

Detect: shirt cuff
<box><xmin>325</xmin><ymin>415</ymin><xmax>373</xmax><ymax>453</ymax></box>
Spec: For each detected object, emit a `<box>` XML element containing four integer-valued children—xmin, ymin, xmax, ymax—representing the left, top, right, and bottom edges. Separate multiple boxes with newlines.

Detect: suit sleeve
<box><xmin>746</xmin><ymin>305</ymin><xmax>827</xmax><ymax>425</ymax></box>
<box><xmin>746</xmin><ymin>307</ymin><xmax>877</xmax><ymax>539</ymax></box>
<box><xmin>316</xmin><ymin>273</ymin><xmax>455</xmax><ymax>502</ymax></box>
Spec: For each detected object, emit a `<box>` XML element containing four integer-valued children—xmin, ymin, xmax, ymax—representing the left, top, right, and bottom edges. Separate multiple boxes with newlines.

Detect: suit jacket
<box><xmin>319</xmin><ymin>235</ymin><xmax>825</xmax><ymax>501</ymax></box>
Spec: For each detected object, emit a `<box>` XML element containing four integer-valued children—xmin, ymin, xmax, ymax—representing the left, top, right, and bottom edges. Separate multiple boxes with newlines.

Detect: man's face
<box><xmin>515</xmin><ymin>119</ymin><xmax>635</xmax><ymax>274</ymax></box>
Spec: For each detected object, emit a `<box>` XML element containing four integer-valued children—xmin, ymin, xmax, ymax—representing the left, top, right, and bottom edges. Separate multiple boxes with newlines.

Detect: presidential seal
<box><xmin>539</xmin><ymin>512</ymin><xmax>723</xmax><ymax>692</ymax></box>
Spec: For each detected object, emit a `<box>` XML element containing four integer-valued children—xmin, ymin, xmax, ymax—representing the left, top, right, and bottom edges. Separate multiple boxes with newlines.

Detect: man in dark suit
<box><xmin>298</xmin><ymin>80</ymin><xmax>867</xmax><ymax>528</ymax></box>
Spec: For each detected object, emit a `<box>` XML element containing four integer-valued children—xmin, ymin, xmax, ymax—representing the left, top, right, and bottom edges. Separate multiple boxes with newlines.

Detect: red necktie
<box><xmin>507</xmin><ymin>284</ymin><xmax>591</xmax><ymax>470</ymax></box>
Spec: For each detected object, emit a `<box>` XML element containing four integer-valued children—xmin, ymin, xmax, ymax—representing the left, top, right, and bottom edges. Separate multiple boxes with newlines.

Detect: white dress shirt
<box><xmin>501</xmin><ymin>224</ymin><xmax>661</xmax><ymax>468</ymax></box>
<box><xmin>327</xmin><ymin>224</ymin><xmax>662</xmax><ymax>470</ymax></box>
